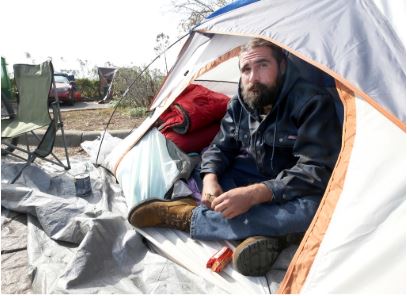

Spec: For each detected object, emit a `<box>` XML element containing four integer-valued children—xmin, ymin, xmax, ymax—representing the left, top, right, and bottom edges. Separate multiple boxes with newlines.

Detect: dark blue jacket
<box><xmin>200</xmin><ymin>61</ymin><xmax>342</xmax><ymax>203</ymax></box>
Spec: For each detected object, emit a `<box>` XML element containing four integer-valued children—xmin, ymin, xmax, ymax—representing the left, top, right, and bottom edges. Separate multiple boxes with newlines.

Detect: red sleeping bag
<box><xmin>158</xmin><ymin>84</ymin><xmax>230</xmax><ymax>153</ymax></box>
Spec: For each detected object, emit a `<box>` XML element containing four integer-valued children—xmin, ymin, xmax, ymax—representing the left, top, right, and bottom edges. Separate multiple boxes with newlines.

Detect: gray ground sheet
<box><xmin>1</xmin><ymin>154</ymin><xmax>296</xmax><ymax>293</ymax></box>
<box><xmin>1</xmin><ymin>209</ymin><xmax>32</xmax><ymax>293</ymax></box>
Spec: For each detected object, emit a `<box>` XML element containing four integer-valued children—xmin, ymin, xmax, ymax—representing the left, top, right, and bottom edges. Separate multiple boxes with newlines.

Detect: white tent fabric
<box><xmin>150</xmin><ymin>34</ymin><xmax>248</xmax><ymax>110</ymax></box>
<box><xmin>373</xmin><ymin>0</ymin><xmax>406</xmax><ymax>47</ymax></box>
<box><xmin>301</xmin><ymin>98</ymin><xmax>406</xmax><ymax>293</ymax></box>
<box><xmin>194</xmin><ymin>0</ymin><xmax>406</xmax><ymax>123</ymax></box>
<box><xmin>105</xmin><ymin>0</ymin><xmax>405</xmax><ymax>174</ymax></box>
<box><xmin>104</xmin><ymin>0</ymin><xmax>405</xmax><ymax>293</ymax></box>
<box><xmin>136</xmin><ymin>228</ymin><xmax>274</xmax><ymax>294</ymax></box>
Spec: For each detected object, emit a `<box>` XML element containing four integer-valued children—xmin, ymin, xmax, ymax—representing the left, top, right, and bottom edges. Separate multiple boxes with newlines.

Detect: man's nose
<box><xmin>248</xmin><ymin>69</ymin><xmax>260</xmax><ymax>83</ymax></box>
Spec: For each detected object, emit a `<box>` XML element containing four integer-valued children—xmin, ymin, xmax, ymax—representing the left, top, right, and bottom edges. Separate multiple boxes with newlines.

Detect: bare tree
<box><xmin>172</xmin><ymin>0</ymin><xmax>233</xmax><ymax>32</ymax></box>
<box><xmin>110</xmin><ymin>66</ymin><xmax>164</xmax><ymax>108</ymax></box>
<box><xmin>154</xmin><ymin>33</ymin><xmax>170</xmax><ymax>74</ymax></box>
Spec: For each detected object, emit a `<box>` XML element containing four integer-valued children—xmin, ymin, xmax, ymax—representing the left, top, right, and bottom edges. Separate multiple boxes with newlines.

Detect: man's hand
<box><xmin>201</xmin><ymin>173</ymin><xmax>223</xmax><ymax>208</ymax></box>
<box><xmin>212</xmin><ymin>183</ymin><xmax>273</xmax><ymax>219</ymax></box>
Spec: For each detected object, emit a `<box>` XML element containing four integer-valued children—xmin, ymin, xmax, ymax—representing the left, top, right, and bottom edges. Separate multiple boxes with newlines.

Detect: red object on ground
<box><xmin>206</xmin><ymin>246</ymin><xmax>233</xmax><ymax>272</ymax></box>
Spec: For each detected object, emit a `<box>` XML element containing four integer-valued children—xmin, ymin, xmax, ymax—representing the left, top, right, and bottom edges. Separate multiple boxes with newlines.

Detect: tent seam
<box><xmin>276</xmin><ymin>81</ymin><xmax>357</xmax><ymax>293</ymax></box>
<box><xmin>196</xmin><ymin>29</ymin><xmax>406</xmax><ymax>132</ymax></box>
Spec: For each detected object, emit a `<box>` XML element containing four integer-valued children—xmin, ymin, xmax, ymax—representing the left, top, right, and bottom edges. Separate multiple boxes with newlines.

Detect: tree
<box><xmin>110</xmin><ymin>66</ymin><xmax>164</xmax><ymax>108</ymax></box>
<box><xmin>154</xmin><ymin>33</ymin><xmax>170</xmax><ymax>74</ymax></box>
<box><xmin>172</xmin><ymin>0</ymin><xmax>233</xmax><ymax>32</ymax></box>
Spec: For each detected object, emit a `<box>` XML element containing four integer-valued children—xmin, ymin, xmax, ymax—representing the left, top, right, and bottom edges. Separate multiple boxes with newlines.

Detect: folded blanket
<box><xmin>158</xmin><ymin>84</ymin><xmax>230</xmax><ymax>153</ymax></box>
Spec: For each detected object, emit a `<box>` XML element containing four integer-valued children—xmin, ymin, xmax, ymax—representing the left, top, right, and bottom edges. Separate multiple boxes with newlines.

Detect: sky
<box><xmin>1</xmin><ymin>0</ymin><xmax>186</xmax><ymax>77</ymax></box>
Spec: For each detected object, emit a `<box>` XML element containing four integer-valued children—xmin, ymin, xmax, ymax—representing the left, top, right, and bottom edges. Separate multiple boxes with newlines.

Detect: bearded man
<box><xmin>129</xmin><ymin>38</ymin><xmax>342</xmax><ymax>276</ymax></box>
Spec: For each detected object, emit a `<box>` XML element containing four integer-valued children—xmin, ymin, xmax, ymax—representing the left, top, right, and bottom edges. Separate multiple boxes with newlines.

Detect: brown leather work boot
<box><xmin>232</xmin><ymin>236</ymin><xmax>284</xmax><ymax>276</ymax></box>
<box><xmin>128</xmin><ymin>197</ymin><xmax>197</xmax><ymax>232</ymax></box>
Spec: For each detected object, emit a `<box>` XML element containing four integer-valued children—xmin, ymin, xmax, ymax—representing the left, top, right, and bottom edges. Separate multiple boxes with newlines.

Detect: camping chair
<box><xmin>1</xmin><ymin>60</ymin><xmax>70</xmax><ymax>183</ymax></box>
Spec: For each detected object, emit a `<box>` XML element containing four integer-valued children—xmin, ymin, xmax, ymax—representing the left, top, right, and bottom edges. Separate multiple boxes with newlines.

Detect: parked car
<box><xmin>49</xmin><ymin>74</ymin><xmax>81</xmax><ymax>105</ymax></box>
<box><xmin>56</xmin><ymin>73</ymin><xmax>82</xmax><ymax>101</ymax></box>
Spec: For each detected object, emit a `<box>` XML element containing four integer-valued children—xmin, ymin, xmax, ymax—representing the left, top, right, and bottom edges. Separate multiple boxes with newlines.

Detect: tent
<box><xmin>104</xmin><ymin>0</ymin><xmax>406</xmax><ymax>293</ymax></box>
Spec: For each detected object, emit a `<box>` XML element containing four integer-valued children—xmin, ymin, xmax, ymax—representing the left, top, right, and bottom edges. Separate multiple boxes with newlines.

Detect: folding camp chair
<box><xmin>1</xmin><ymin>60</ymin><xmax>70</xmax><ymax>183</ymax></box>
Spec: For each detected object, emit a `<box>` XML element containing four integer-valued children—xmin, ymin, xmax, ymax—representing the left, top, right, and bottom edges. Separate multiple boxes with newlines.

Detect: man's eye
<box><xmin>260</xmin><ymin>63</ymin><xmax>268</xmax><ymax>68</ymax></box>
<box><xmin>242</xmin><ymin>67</ymin><xmax>250</xmax><ymax>73</ymax></box>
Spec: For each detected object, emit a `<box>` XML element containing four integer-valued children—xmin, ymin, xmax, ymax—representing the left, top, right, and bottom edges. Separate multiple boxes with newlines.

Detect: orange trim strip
<box><xmin>276</xmin><ymin>81</ymin><xmax>357</xmax><ymax>293</ymax></box>
<box><xmin>154</xmin><ymin>47</ymin><xmax>240</xmax><ymax>111</ymax></box>
<box><xmin>191</xmin><ymin>47</ymin><xmax>240</xmax><ymax>80</ymax></box>
<box><xmin>111</xmin><ymin>47</ymin><xmax>241</xmax><ymax>175</ymax></box>
<box><xmin>197</xmin><ymin>30</ymin><xmax>406</xmax><ymax>132</ymax></box>
<box><xmin>155</xmin><ymin>47</ymin><xmax>240</xmax><ymax>110</ymax></box>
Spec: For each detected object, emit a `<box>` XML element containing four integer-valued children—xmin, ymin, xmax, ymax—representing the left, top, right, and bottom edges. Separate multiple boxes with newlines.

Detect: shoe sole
<box><xmin>233</xmin><ymin>237</ymin><xmax>281</xmax><ymax>276</ymax></box>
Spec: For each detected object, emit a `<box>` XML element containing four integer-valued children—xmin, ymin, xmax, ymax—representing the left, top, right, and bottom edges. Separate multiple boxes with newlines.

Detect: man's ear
<box><xmin>279</xmin><ymin>59</ymin><xmax>287</xmax><ymax>75</ymax></box>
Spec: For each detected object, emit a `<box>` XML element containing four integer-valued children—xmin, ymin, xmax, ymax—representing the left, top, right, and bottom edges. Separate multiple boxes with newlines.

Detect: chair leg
<box><xmin>10</xmin><ymin>154</ymin><xmax>36</xmax><ymax>184</ymax></box>
<box><xmin>24</xmin><ymin>133</ymin><xmax>31</xmax><ymax>152</ymax></box>
<box><xmin>53</xmin><ymin>102</ymin><xmax>70</xmax><ymax>170</ymax></box>
<box><xmin>58</xmin><ymin>124</ymin><xmax>71</xmax><ymax>170</ymax></box>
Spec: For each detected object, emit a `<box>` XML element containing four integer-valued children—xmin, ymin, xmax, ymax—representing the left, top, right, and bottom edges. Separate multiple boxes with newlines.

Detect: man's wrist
<box><xmin>249</xmin><ymin>183</ymin><xmax>273</xmax><ymax>206</ymax></box>
<box><xmin>203</xmin><ymin>173</ymin><xmax>218</xmax><ymax>183</ymax></box>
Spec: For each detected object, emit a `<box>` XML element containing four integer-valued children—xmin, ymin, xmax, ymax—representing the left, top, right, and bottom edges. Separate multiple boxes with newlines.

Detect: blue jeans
<box><xmin>190</xmin><ymin>153</ymin><xmax>320</xmax><ymax>241</ymax></box>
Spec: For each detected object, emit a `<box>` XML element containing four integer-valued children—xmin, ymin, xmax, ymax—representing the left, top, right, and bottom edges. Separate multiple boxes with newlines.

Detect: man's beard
<box><xmin>240</xmin><ymin>77</ymin><xmax>282</xmax><ymax>111</ymax></box>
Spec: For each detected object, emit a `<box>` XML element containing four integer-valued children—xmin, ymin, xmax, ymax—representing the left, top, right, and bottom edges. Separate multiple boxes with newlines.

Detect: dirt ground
<box><xmin>56</xmin><ymin>107</ymin><xmax>146</xmax><ymax>157</ymax></box>
<box><xmin>60</xmin><ymin>108</ymin><xmax>146</xmax><ymax>131</ymax></box>
<box><xmin>2</xmin><ymin>106</ymin><xmax>147</xmax><ymax>157</ymax></box>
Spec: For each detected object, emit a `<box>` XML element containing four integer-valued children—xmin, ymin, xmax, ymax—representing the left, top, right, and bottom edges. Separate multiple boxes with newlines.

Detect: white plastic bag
<box><xmin>81</xmin><ymin>132</ymin><xmax>123</xmax><ymax>164</ymax></box>
<box><xmin>116</xmin><ymin>128</ymin><xmax>194</xmax><ymax>210</ymax></box>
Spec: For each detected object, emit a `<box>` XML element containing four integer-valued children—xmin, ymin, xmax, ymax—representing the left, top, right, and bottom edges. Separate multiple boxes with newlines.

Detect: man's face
<box><xmin>239</xmin><ymin>46</ymin><xmax>284</xmax><ymax>110</ymax></box>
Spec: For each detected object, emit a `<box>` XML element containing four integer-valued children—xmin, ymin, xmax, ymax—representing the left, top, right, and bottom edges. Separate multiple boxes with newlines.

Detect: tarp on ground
<box><xmin>1</xmin><ymin>141</ymin><xmax>297</xmax><ymax>294</ymax></box>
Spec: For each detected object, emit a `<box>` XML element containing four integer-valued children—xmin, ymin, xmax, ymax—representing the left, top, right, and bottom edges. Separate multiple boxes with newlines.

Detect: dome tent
<box><xmin>104</xmin><ymin>0</ymin><xmax>405</xmax><ymax>293</ymax></box>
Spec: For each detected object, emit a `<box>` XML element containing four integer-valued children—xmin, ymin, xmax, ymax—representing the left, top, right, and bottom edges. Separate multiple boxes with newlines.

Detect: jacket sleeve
<box><xmin>263</xmin><ymin>93</ymin><xmax>342</xmax><ymax>203</ymax></box>
<box><xmin>200</xmin><ymin>99</ymin><xmax>241</xmax><ymax>177</ymax></box>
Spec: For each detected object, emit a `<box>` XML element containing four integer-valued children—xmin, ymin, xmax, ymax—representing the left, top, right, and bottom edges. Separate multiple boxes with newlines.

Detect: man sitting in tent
<box><xmin>129</xmin><ymin>38</ymin><xmax>342</xmax><ymax>276</ymax></box>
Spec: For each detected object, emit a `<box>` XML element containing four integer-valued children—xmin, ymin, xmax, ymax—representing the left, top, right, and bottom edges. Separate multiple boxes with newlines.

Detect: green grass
<box><xmin>118</xmin><ymin>106</ymin><xmax>148</xmax><ymax>118</ymax></box>
<box><xmin>128</xmin><ymin>106</ymin><xmax>148</xmax><ymax>117</ymax></box>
